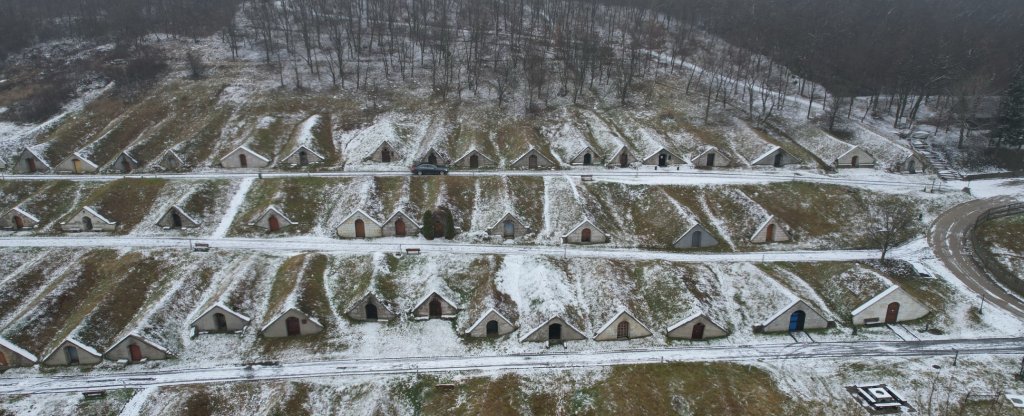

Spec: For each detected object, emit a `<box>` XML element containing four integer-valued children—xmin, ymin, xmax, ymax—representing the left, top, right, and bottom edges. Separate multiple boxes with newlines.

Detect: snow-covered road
<box><xmin>1</xmin><ymin>337</ymin><xmax>1019</xmax><ymax>395</ymax></box>
<box><xmin>0</xmin><ymin>236</ymin><xmax>886</xmax><ymax>263</ymax></box>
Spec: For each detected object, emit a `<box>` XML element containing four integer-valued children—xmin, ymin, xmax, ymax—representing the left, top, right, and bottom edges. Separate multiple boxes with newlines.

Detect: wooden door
<box><xmin>581</xmin><ymin>228</ymin><xmax>591</xmax><ymax>242</ymax></box>
<box><xmin>365</xmin><ymin>303</ymin><xmax>378</xmax><ymax>320</ymax></box>
<box><xmin>171</xmin><ymin>212</ymin><xmax>182</xmax><ymax>228</ymax></box>
<box><xmin>26</xmin><ymin>158</ymin><xmax>36</xmax><ymax>173</ymax></box>
<box><xmin>486</xmin><ymin>320</ymin><xmax>499</xmax><ymax>337</ymax></box>
<box><xmin>583</xmin><ymin>153</ymin><xmax>592</xmax><ymax>165</ymax></box>
<box><xmin>765</xmin><ymin>224</ymin><xmax>775</xmax><ymax>242</ymax></box>
<box><xmin>0</xmin><ymin>352</ymin><xmax>7</xmax><ymax>366</ymax></box>
<box><xmin>286</xmin><ymin>317</ymin><xmax>301</xmax><ymax>336</ymax></box>
<box><xmin>548</xmin><ymin>323</ymin><xmax>562</xmax><ymax>340</ymax></box>
<box><xmin>129</xmin><ymin>344</ymin><xmax>142</xmax><ymax>362</ymax></box>
<box><xmin>658</xmin><ymin>153</ymin><xmax>667</xmax><ymax>167</ymax></box>
<box><xmin>428</xmin><ymin>153</ymin><xmax>437</xmax><ymax>165</ymax></box>
<box><xmin>707</xmin><ymin>153</ymin><xmax>715</xmax><ymax>167</ymax></box>
<box><xmin>885</xmin><ymin>302</ymin><xmax>900</xmax><ymax>324</ymax></box>
<box><xmin>239</xmin><ymin>154</ymin><xmax>248</xmax><ymax>168</ymax></box>
<box><xmin>355</xmin><ymin>219</ymin><xmax>366</xmax><ymax>238</ymax></box>
<box><xmin>692</xmin><ymin>230</ymin><xmax>702</xmax><ymax>247</ymax></box>
<box><xmin>395</xmin><ymin>219</ymin><xmax>406</xmax><ymax>236</ymax></box>
<box><xmin>122</xmin><ymin>158</ymin><xmax>132</xmax><ymax>173</ymax></box>
<box><xmin>65</xmin><ymin>346</ymin><xmax>79</xmax><ymax>364</ymax></box>
<box><xmin>692</xmin><ymin>322</ymin><xmax>705</xmax><ymax>340</ymax></box>
<box><xmin>82</xmin><ymin>216</ymin><xmax>93</xmax><ymax>231</ymax></box>
<box><xmin>268</xmin><ymin>215</ymin><xmax>280</xmax><ymax>232</ymax></box>
<box><xmin>13</xmin><ymin>216</ymin><xmax>23</xmax><ymax>230</ymax></box>
<box><xmin>503</xmin><ymin>220</ymin><xmax>515</xmax><ymax>238</ymax></box>
<box><xmin>214</xmin><ymin>313</ymin><xmax>228</xmax><ymax>331</ymax></box>
<box><xmin>429</xmin><ymin>299</ymin><xmax>442</xmax><ymax>318</ymax></box>
<box><xmin>529</xmin><ymin>155</ymin><xmax>538</xmax><ymax>169</ymax></box>
<box><xmin>72</xmin><ymin>159</ymin><xmax>82</xmax><ymax>173</ymax></box>
<box><xmin>908</xmin><ymin>159</ymin><xmax>916</xmax><ymax>173</ymax></box>
<box><xmin>470</xmin><ymin>154</ymin><xmax>479</xmax><ymax>168</ymax></box>
<box><xmin>299</xmin><ymin>151</ymin><xmax>309</xmax><ymax>166</ymax></box>
<box><xmin>616</xmin><ymin>321</ymin><xmax>630</xmax><ymax>339</ymax></box>
<box><xmin>851</xmin><ymin>155</ymin><xmax>859</xmax><ymax>168</ymax></box>
<box><xmin>773</xmin><ymin>153</ymin><xmax>783</xmax><ymax>167</ymax></box>
<box><xmin>381</xmin><ymin>148</ymin><xmax>391</xmax><ymax>162</ymax></box>
<box><xmin>620</xmin><ymin>152</ymin><xmax>628</xmax><ymax>167</ymax></box>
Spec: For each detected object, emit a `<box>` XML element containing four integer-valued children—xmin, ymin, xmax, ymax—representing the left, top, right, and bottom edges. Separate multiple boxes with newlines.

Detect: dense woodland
<box><xmin>1</xmin><ymin>0</ymin><xmax>1023</xmax><ymax>146</ymax></box>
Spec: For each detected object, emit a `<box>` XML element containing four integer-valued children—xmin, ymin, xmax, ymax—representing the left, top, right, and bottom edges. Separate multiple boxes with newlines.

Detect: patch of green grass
<box><xmin>71</xmin><ymin>178</ymin><xmax>167</xmax><ymax>234</ymax></box>
<box><xmin>762</xmin><ymin>262</ymin><xmax>888</xmax><ymax>325</ymax></box>
<box><xmin>40</xmin><ymin>95</ymin><xmax>127</xmax><ymax>163</ymax></box>
<box><xmin>250</xmin><ymin>116</ymin><xmax>286</xmax><ymax>159</ymax></box>
<box><xmin>505</xmin><ymin>176</ymin><xmax>545</xmax><ymax>229</ymax></box>
<box><xmin>180</xmin><ymin>180</ymin><xmax>232</xmax><ymax>218</ymax></box>
<box><xmin>263</xmin><ymin>254</ymin><xmax>308</xmax><ymax>321</ymax></box>
<box><xmin>328</xmin><ymin>256</ymin><xmax>375</xmax><ymax>314</ymax></box>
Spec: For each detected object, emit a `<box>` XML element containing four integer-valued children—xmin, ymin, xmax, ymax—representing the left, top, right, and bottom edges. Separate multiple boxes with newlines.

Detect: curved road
<box><xmin>930</xmin><ymin>196</ymin><xmax>1024</xmax><ymax>318</ymax></box>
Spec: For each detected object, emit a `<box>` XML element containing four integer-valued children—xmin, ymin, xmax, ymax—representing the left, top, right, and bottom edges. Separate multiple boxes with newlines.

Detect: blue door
<box><xmin>789</xmin><ymin>310</ymin><xmax>805</xmax><ymax>332</ymax></box>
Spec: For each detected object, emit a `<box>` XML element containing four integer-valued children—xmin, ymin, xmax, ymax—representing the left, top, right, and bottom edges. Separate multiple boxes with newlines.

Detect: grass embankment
<box><xmin>70</xmin><ymin>178</ymin><xmax>167</xmax><ymax>233</ymax></box>
<box><xmin>975</xmin><ymin>213</ymin><xmax>1024</xmax><ymax>285</ymax></box>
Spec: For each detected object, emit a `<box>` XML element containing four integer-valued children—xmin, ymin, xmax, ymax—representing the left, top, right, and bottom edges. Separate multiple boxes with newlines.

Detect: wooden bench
<box><xmin>580</xmin><ymin>175</ymin><xmax>594</xmax><ymax>182</ymax></box>
<box><xmin>193</xmin><ymin>243</ymin><xmax>210</xmax><ymax>252</ymax></box>
<box><xmin>82</xmin><ymin>391</ymin><xmax>106</xmax><ymax>400</ymax></box>
<box><xmin>405</xmin><ymin>248</ymin><xmax>421</xmax><ymax>255</ymax></box>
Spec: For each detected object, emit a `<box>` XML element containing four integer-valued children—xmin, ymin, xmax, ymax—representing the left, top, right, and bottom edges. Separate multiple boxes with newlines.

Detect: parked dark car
<box><xmin>411</xmin><ymin>163</ymin><xmax>449</xmax><ymax>175</ymax></box>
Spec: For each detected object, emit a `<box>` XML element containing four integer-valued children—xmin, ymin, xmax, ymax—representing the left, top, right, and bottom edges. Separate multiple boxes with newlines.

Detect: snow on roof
<box><xmin>254</xmin><ymin>205</ymin><xmax>294</xmax><ymax>225</ymax></box>
<box><xmin>760</xmin><ymin>299</ymin><xmax>821</xmax><ymax>327</ymax></box>
<box><xmin>671</xmin><ymin>223</ymin><xmax>707</xmax><ymax>245</ymax></box>
<box><xmin>260</xmin><ymin>307</ymin><xmax>322</xmax><ymax>333</ymax></box>
<box><xmin>570</xmin><ymin>145</ymin><xmax>602</xmax><ymax>162</ymax></box>
<box><xmin>283</xmin><ymin>145</ymin><xmax>325</xmax><ymax>162</ymax></box>
<box><xmin>691</xmin><ymin>146</ymin><xmax>718</xmax><ymax>160</ymax></box>
<box><xmin>20</xmin><ymin>147</ymin><xmax>51</xmax><ymax>167</ymax></box>
<box><xmin>346</xmin><ymin>292</ymin><xmax>397</xmax><ymax>316</ymax></box>
<box><xmin>666</xmin><ymin>312</ymin><xmax>705</xmax><ymax>333</ymax></box>
<box><xmin>82</xmin><ymin>206</ymin><xmax>116</xmax><ymax>224</ymax></box>
<box><xmin>0</xmin><ymin>336</ymin><xmax>37</xmax><ymax>362</ymax></box>
<box><xmin>510</xmin><ymin>146</ymin><xmax>553</xmax><ymax>165</ymax></box>
<box><xmin>488</xmin><ymin>212</ymin><xmax>527</xmax><ymax>231</ymax></box>
<box><xmin>465</xmin><ymin>308</ymin><xmax>514</xmax><ymax>334</ymax></box>
<box><xmin>384</xmin><ymin>210</ymin><xmax>421</xmax><ymax>227</ymax></box>
<box><xmin>851</xmin><ymin>286</ymin><xmax>901</xmax><ymax>316</ymax></box>
<box><xmin>168</xmin><ymin>206</ymin><xmax>200</xmax><ymax>225</ymax></box>
<box><xmin>749</xmin><ymin>145</ymin><xmax>784</xmax><ymax>165</ymax></box>
<box><xmin>561</xmin><ymin>219</ymin><xmax>602</xmax><ymax>238</ymax></box>
<box><xmin>104</xmin><ymin>333</ymin><xmax>172</xmax><ymax>356</ymax></box>
<box><xmin>452</xmin><ymin>148</ymin><xmax>495</xmax><ymax>165</ymax></box>
<box><xmin>220</xmin><ymin>145</ymin><xmax>270</xmax><ymax>163</ymax></box>
<box><xmin>642</xmin><ymin>147</ymin><xmax>684</xmax><ymax>162</ymax></box>
<box><xmin>192</xmin><ymin>302</ymin><xmax>251</xmax><ymax>326</ymax></box>
<box><xmin>410</xmin><ymin>291</ymin><xmax>460</xmax><ymax>313</ymax></box>
<box><xmin>293</xmin><ymin>114</ymin><xmax>322</xmax><ymax>147</ymax></box>
<box><xmin>792</xmin><ymin>126</ymin><xmax>857</xmax><ymax>163</ymax></box>
<box><xmin>593</xmin><ymin>309</ymin><xmax>653</xmax><ymax>338</ymax></box>
<box><xmin>116</xmin><ymin>151</ymin><xmax>139</xmax><ymax>165</ymax></box>
<box><xmin>750</xmin><ymin>215</ymin><xmax>784</xmax><ymax>240</ymax></box>
<box><xmin>519</xmin><ymin>316</ymin><xmax>585</xmax><ymax>343</ymax></box>
<box><xmin>8</xmin><ymin>206</ymin><xmax>40</xmax><ymax>223</ymax></box>
<box><xmin>43</xmin><ymin>338</ymin><xmax>101</xmax><ymax>361</ymax></box>
<box><xmin>60</xmin><ymin>152</ymin><xmax>99</xmax><ymax>169</ymax></box>
<box><xmin>339</xmin><ymin>209</ymin><xmax>384</xmax><ymax>227</ymax></box>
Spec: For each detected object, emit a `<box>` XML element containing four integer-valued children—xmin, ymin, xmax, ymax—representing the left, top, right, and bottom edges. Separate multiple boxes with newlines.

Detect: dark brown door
<box><xmin>429</xmin><ymin>299</ymin><xmax>442</xmax><ymax>318</ymax></box>
<box><xmin>268</xmin><ymin>215</ymin><xmax>280</xmax><ymax>232</ymax></box>
<box><xmin>214</xmin><ymin>313</ymin><xmax>228</xmax><ymax>331</ymax></box>
<box><xmin>765</xmin><ymin>224</ymin><xmax>775</xmax><ymax>242</ymax></box>
<box><xmin>658</xmin><ymin>153</ymin><xmax>667</xmax><ymax>167</ymax></box>
<box><xmin>885</xmin><ymin>302</ymin><xmax>900</xmax><ymax>324</ymax></box>
<box><xmin>470</xmin><ymin>154</ymin><xmax>479</xmax><ymax>168</ymax></box>
<box><xmin>355</xmin><ymin>219</ymin><xmax>366</xmax><ymax>238</ymax></box>
<box><xmin>0</xmin><ymin>352</ymin><xmax>7</xmax><ymax>366</ymax></box>
<box><xmin>851</xmin><ymin>156</ymin><xmax>859</xmax><ymax>168</ymax></box>
<box><xmin>286</xmin><ymin>317</ymin><xmax>301</xmax><ymax>336</ymax></box>
<box><xmin>548</xmin><ymin>323</ymin><xmax>562</xmax><ymax>340</ymax></box>
<box><xmin>395</xmin><ymin>218</ymin><xmax>406</xmax><ymax>236</ymax></box>
<box><xmin>65</xmin><ymin>346</ymin><xmax>79</xmax><ymax>364</ymax></box>
<box><xmin>129</xmin><ymin>344</ymin><xmax>142</xmax><ymax>362</ymax></box>
<box><xmin>122</xmin><ymin>158</ymin><xmax>132</xmax><ymax>173</ymax></box>
<box><xmin>428</xmin><ymin>153</ymin><xmax>437</xmax><ymax>165</ymax></box>
<box><xmin>171</xmin><ymin>212</ymin><xmax>183</xmax><ymax>228</ymax></box>
<box><xmin>13</xmin><ymin>216</ymin><xmax>23</xmax><ymax>230</ymax></box>
<box><xmin>239</xmin><ymin>154</ymin><xmax>248</xmax><ymax>168</ymax></box>
<box><xmin>773</xmin><ymin>153</ymin><xmax>783</xmax><ymax>167</ymax></box>
<box><xmin>365</xmin><ymin>303</ymin><xmax>378</xmax><ymax>320</ymax></box>
<box><xmin>529</xmin><ymin>155</ymin><xmax>538</xmax><ymax>169</ymax></box>
<box><xmin>581</xmin><ymin>228</ymin><xmax>592</xmax><ymax>242</ymax></box>
<box><xmin>707</xmin><ymin>153</ymin><xmax>715</xmax><ymax>167</ymax></box>
<box><xmin>616</xmin><ymin>321</ymin><xmax>629</xmax><ymax>339</ymax></box>
<box><xmin>299</xmin><ymin>151</ymin><xmax>309</xmax><ymax>166</ymax></box>
<box><xmin>381</xmin><ymin>148</ymin><xmax>391</xmax><ymax>162</ymax></box>
<box><xmin>26</xmin><ymin>158</ymin><xmax>36</xmax><ymax>173</ymax></box>
<box><xmin>620</xmin><ymin>152</ymin><xmax>628</xmax><ymax>167</ymax></box>
<box><xmin>486</xmin><ymin>320</ymin><xmax>499</xmax><ymax>337</ymax></box>
<box><xmin>692</xmin><ymin>322</ymin><xmax>705</xmax><ymax>340</ymax></box>
<box><xmin>583</xmin><ymin>153</ymin><xmax>592</xmax><ymax>165</ymax></box>
<box><xmin>82</xmin><ymin>216</ymin><xmax>93</xmax><ymax>231</ymax></box>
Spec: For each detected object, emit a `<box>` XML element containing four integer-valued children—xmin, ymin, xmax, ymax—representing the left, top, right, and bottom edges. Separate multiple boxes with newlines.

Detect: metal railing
<box><xmin>968</xmin><ymin>202</ymin><xmax>1024</xmax><ymax>294</ymax></box>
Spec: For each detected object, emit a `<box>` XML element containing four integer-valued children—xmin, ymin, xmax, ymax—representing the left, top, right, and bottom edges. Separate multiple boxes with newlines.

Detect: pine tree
<box><xmin>443</xmin><ymin>209</ymin><xmax>456</xmax><ymax>240</ymax></box>
<box><xmin>421</xmin><ymin>210</ymin><xmax>434</xmax><ymax>240</ymax></box>
<box><xmin>994</xmin><ymin>65</ymin><xmax>1024</xmax><ymax>148</ymax></box>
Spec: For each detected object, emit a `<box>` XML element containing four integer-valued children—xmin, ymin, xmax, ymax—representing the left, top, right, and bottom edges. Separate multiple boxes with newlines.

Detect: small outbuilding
<box><xmin>191</xmin><ymin>302</ymin><xmax>251</xmax><ymax>334</ymax></box>
<box><xmin>55</xmin><ymin>152</ymin><xmax>99</xmax><ymax>174</ymax></box>
<box><xmin>642</xmin><ymin>148</ymin><xmax>685</xmax><ymax>167</ymax></box>
<box><xmin>593</xmin><ymin>310</ymin><xmax>653</xmax><ymax>341</ymax></box>
<box><xmin>381</xmin><ymin>211</ymin><xmax>420</xmax><ymax>237</ymax></box>
<box><xmin>418</xmin><ymin>147</ymin><xmax>448</xmax><ymax>166</ymax></box>
<box><xmin>13</xmin><ymin>148</ymin><xmax>51</xmax><ymax>173</ymax></box>
<box><xmin>520</xmin><ymin>316</ymin><xmax>586</xmax><ymax>344</ymax></box>
<box><xmin>156</xmin><ymin>150</ymin><xmax>187</xmax><ymax>171</ymax></box>
<box><xmin>346</xmin><ymin>293</ymin><xmax>398</xmax><ymax>322</ymax></box>
<box><xmin>894</xmin><ymin>153</ymin><xmax>928</xmax><ymax>174</ymax></box>
<box><xmin>750</xmin><ymin>215</ymin><xmax>790</xmax><ymax>243</ymax></box>
<box><xmin>691</xmin><ymin>146</ymin><xmax>732</xmax><ymax>168</ymax></box>
<box><xmin>451</xmin><ymin>149</ymin><xmax>496</xmax><ymax>169</ymax></box>
<box><xmin>0</xmin><ymin>207</ymin><xmax>40</xmax><ymax>230</ymax></box>
<box><xmin>488</xmin><ymin>212</ymin><xmax>531</xmax><ymax>239</ymax></box>
<box><xmin>157</xmin><ymin>206</ymin><xmax>201</xmax><ymax>229</ymax></box>
<box><xmin>367</xmin><ymin>141</ymin><xmax>401</xmax><ymax>163</ymax></box>
<box><xmin>41</xmin><ymin>338</ymin><xmax>102</xmax><ymax>366</ymax></box>
<box><xmin>261</xmin><ymin>308</ymin><xmax>324</xmax><ymax>338</ymax></box>
<box><xmin>750</xmin><ymin>146</ymin><xmax>800</xmax><ymax>167</ymax></box>
<box><xmin>281</xmin><ymin>145</ymin><xmax>325</xmax><ymax>166</ymax></box>
<box><xmin>464</xmin><ymin>308</ymin><xmax>516</xmax><ymax>338</ymax></box>
<box><xmin>336</xmin><ymin>209</ymin><xmax>384</xmax><ymax>239</ymax></box>
<box><xmin>757</xmin><ymin>299</ymin><xmax>830</xmax><ymax>333</ymax></box>
<box><xmin>410</xmin><ymin>292</ymin><xmax>459</xmax><ymax>320</ymax></box>
<box><xmin>562</xmin><ymin>219</ymin><xmax>609</xmax><ymax>244</ymax></box>
<box><xmin>673</xmin><ymin>224</ymin><xmax>718</xmax><ymax>248</ymax></box>
<box><xmin>608</xmin><ymin>146</ymin><xmax>639</xmax><ymax>168</ymax></box>
<box><xmin>61</xmin><ymin>206</ymin><xmax>117</xmax><ymax>232</ymax></box>
<box><xmin>666</xmin><ymin>313</ymin><xmax>728</xmax><ymax>340</ymax></box>
<box><xmin>220</xmin><ymin>146</ymin><xmax>270</xmax><ymax>169</ymax></box>
<box><xmin>104</xmin><ymin>334</ymin><xmax>172</xmax><ymax>363</ymax></box>
<box><xmin>830</xmin><ymin>146</ymin><xmax>877</xmax><ymax>169</ymax></box>
<box><xmin>569</xmin><ymin>146</ymin><xmax>603</xmax><ymax>166</ymax></box>
<box><xmin>0</xmin><ymin>337</ymin><xmax>37</xmax><ymax>368</ymax></box>
<box><xmin>510</xmin><ymin>147</ymin><xmax>555</xmax><ymax>170</ymax></box>
<box><xmin>111</xmin><ymin>151</ymin><xmax>140</xmax><ymax>173</ymax></box>
<box><xmin>251</xmin><ymin>206</ymin><xmax>294</xmax><ymax>232</ymax></box>
<box><xmin>851</xmin><ymin>286</ymin><xmax>929</xmax><ymax>326</ymax></box>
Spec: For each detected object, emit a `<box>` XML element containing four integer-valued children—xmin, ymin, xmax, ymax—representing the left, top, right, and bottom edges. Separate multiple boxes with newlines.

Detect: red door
<box><xmin>765</xmin><ymin>224</ymin><xmax>775</xmax><ymax>242</ymax></box>
<box><xmin>286</xmin><ymin>317</ymin><xmax>301</xmax><ymax>336</ymax></box>
<box><xmin>268</xmin><ymin>215</ymin><xmax>280</xmax><ymax>231</ymax></box>
<box><xmin>26</xmin><ymin>158</ymin><xmax>36</xmax><ymax>173</ymax></box>
<box><xmin>122</xmin><ymin>159</ymin><xmax>132</xmax><ymax>173</ymax></box>
<box><xmin>129</xmin><ymin>344</ymin><xmax>142</xmax><ymax>362</ymax></box>
<box><xmin>394</xmin><ymin>219</ymin><xmax>406</xmax><ymax>236</ymax></box>
<box><xmin>692</xmin><ymin>323</ymin><xmax>705</xmax><ymax>340</ymax></box>
<box><xmin>429</xmin><ymin>299</ymin><xmax>442</xmax><ymax>318</ymax></box>
<box><xmin>885</xmin><ymin>302</ymin><xmax>900</xmax><ymax>324</ymax></box>
<box><xmin>13</xmin><ymin>216</ymin><xmax>23</xmax><ymax>230</ymax></box>
<box><xmin>355</xmin><ymin>219</ymin><xmax>366</xmax><ymax>238</ymax></box>
<box><xmin>239</xmin><ymin>154</ymin><xmax>248</xmax><ymax>168</ymax></box>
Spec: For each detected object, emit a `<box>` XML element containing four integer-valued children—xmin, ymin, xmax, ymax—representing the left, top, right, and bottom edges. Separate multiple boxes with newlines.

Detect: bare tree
<box><xmin>185</xmin><ymin>50</ymin><xmax>206</xmax><ymax>79</ymax></box>
<box><xmin>866</xmin><ymin>197</ymin><xmax>919</xmax><ymax>261</ymax></box>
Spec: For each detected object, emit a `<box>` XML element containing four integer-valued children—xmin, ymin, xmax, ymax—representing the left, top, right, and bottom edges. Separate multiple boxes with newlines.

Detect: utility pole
<box><xmin>1018</xmin><ymin>356</ymin><xmax>1024</xmax><ymax>380</ymax></box>
<box><xmin>980</xmin><ymin>294</ymin><xmax>986</xmax><ymax>314</ymax></box>
<box><xmin>953</xmin><ymin>349</ymin><xmax>959</xmax><ymax>366</ymax></box>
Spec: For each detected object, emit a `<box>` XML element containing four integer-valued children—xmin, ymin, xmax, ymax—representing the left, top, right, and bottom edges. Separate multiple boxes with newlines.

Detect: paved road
<box><xmin>930</xmin><ymin>196</ymin><xmax>1024</xmax><ymax>318</ymax></box>
<box><xmin>0</xmin><ymin>236</ymin><xmax>884</xmax><ymax>263</ymax></box>
<box><xmin>0</xmin><ymin>337</ymin><xmax>1019</xmax><ymax>395</ymax></box>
